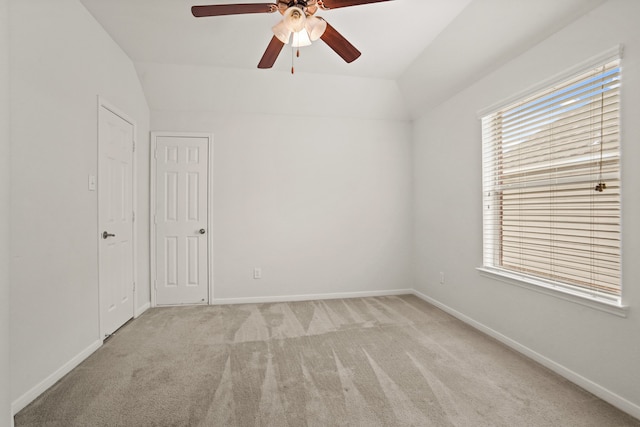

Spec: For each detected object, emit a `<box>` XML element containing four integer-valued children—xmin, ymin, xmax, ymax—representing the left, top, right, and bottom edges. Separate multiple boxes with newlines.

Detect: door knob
<box><xmin>199</xmin><ymin>229</ymin><xmax>206</xmax><ymax>235</ymax></box>
<box><xmin>102</xmin><ymin>231</ymin><xmax>116</xmax><ymax>239</ymax></box>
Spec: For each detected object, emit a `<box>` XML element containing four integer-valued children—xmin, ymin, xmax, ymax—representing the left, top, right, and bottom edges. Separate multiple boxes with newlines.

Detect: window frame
<box><xmin>477</xmin><ymin>46</ymin><xmax>627</xmax><ymax>317</ymax></box>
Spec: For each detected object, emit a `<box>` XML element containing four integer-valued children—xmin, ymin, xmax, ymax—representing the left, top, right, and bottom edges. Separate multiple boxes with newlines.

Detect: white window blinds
<box><xmin>481</xmin><ymin>58</ymin><xmax>621</xmax><ymax>303</ymax></box>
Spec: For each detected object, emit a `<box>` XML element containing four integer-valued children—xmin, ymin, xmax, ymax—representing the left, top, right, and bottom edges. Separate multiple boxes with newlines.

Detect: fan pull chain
<box><xmin>290</xmin><ymin>45</ymin><xmax>301</xmax><ymax>74</ymax></box>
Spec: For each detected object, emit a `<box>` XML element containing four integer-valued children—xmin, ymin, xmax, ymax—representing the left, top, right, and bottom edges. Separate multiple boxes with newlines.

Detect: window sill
<box><xmin>477</xmin><ymin>267</ymin><xmax>628</xmax><ymax>318</ymax></box>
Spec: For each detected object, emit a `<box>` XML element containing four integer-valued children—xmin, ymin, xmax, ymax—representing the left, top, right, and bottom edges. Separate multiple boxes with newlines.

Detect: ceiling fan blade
<box><xmin>258</xmin><ymin>36</ymin><xmax>285</xmax><ymax>69</ymax></box>
<box><xmin>191</xmin><ymin>3</ymin><xmax>277</xmax><ymax>17</ymax></box>
<box><xmin>320</xmin><ymin>21</ymin><xmax>361</xmax><ymax>63</ymax></box>
<box><xmin>319</xmin><ymin>0</ymin><xmax>392</xmax><ymax>10</ymax></box>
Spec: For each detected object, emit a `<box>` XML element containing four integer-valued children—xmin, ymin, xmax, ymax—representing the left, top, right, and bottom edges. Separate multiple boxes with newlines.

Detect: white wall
<box><xmin>412</xmin><ymin>0</ymin><xmax>640</xmax><ymax>416</ymax></box>
<box><xmin>142</xmin><ymin>62</ymin><xmax>413</xmax><ymax>302</ymax></box>
<box><xmin>136</xmin><ymin>62</ymin><xmax>409</xmax><ymax>122</ymax></box>
<box><xmin>153</xmin><ymin>111</ymin><xmax>413</xmax><ymax>302</ymax></box>
<box><xmin>0</xmin><ymin>0</ymin><xmax>10</xmax><ymax>424</ymax></box>
<box><xmin>9</xmin><ymin>0</ymin><xmax>150</xmax><ymax>409</ymax></box>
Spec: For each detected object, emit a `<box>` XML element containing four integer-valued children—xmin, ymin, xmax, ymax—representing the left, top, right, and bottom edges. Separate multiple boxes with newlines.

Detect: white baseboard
<box><xmin>411</xmin><ymin>289</ymin><xmax>640</xmax><ymax>421</ymax></box>
<box><xmin>134</xmin><ymin>301</ymin><xmax>151</xmax><ymax>318</ymax></box>
<box><xmin>11</xmin><ymin>340</ymin><xmax>102</xmax><ymax>415</ymax></box>
<box><xmin>213</xmin><ymin>289</ymin><xmax>413</xmax><ymax>305</ymax></box>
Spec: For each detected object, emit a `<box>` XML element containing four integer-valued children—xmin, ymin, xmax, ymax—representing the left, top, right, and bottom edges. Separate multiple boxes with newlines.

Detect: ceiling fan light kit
<box><xmin>191</xmin><ymin>0</ymin><xmax>393</xmax><ymax>70</ymax></box>
<box><xmin>273</xmin><ymin>14</ymin><xmax>325</xmax><ymax>46</ymax></box>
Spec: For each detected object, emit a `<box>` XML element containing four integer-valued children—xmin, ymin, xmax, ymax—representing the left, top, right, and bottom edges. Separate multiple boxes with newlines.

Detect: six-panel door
<box><xmin>154</xmin><ymin>135</ymin><xmax>209</xmax><ymax>305</ymax></box>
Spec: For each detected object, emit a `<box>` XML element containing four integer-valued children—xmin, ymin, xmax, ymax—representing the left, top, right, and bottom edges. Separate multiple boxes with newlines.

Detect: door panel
<box><xmin>98</xmin><ymin>105</ymin><xmax>135</xmax><ymax>338</ymax></box>
<box><xmin>154</xmin><ymin>135</ymin><xmax>209</xmax><ymax>305</ymax></box>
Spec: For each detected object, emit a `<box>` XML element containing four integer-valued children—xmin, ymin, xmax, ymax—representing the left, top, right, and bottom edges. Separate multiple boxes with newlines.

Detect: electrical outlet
<box><xmin>439</xmin><ymin>272</ymin><xmax>445</xmax><ymax>284</ymax></box>
<box><xmin>253</xmin><ymin>268</ymin><xmax>262</xmax><ymax>279</ymax></box>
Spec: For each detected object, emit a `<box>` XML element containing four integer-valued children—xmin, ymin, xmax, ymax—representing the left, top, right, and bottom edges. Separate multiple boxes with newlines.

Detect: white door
<box><xmin>153</xmin><ymin>134</ymin><xmax>210</xmax><ymax>305</ymax></box>
<box><xmin>98</xmin><ymin>103</ymin><xmax>135</xmax><ymax>338</ymax></box>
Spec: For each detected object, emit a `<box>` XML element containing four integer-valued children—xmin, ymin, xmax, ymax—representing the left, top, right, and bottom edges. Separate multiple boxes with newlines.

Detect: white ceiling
<box><xmin>399</xmin><ymin>0</ymin><xmax>607</xmax><ymax>114</ymax></box>
<box><xmin>78</xmin><ymin>0</ymin><xmax>473</xmax><ymax>79</ymax></box>
<box><xmin>79</xmin><ymin>0</ymin><xmax>609</xmax><ymax>115</ymax></box>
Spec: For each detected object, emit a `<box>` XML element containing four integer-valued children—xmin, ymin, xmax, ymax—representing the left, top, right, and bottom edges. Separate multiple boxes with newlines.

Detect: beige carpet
<box><xmin>15</xmin><ymin>295</ymin><xmax>640</xmax><ymax>426</ymax></box>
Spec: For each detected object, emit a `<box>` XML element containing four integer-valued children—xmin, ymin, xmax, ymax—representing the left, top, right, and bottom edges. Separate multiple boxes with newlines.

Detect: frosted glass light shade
<box><xmin>272</xmin><ymin>20</ymin><xmax>292</xmax><ymax>44</ymax></box>
<box><xmin>283</xmin><ymin>7</ymin><xmax>306</xmax><ymax>33</ymax></box>
<box><xmin>291</xmin><ymin>30</ymin><xmax>312</xmax><ymax>47</ymax></box>
<box><xmin>305</xmin><ymin>16</ymin><xmax>327</xmax><ymax>41</ymax></box>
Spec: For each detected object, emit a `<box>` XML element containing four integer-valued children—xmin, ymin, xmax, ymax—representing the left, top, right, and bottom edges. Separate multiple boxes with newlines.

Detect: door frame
<box><xmin>97</xmin><ymin>96</ymin><xmax>138</xmax><ymax>339</ymax></box>
<box><xmin>150</xmin><ymin>131</ymin><xmax>214</xmax><ymax>307</ymax></box>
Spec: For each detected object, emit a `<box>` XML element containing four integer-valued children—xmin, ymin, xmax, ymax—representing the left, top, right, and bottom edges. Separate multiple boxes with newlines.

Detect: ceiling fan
<box><xmin>191</xmin><ymin>0</ymin><xmax>393</xmax><ymax>70</ymax></box>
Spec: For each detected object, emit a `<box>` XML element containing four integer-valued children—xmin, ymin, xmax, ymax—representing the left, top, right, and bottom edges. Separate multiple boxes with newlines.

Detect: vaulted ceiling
<box><xmin>79</xmin><ymin>0</ymin><xmax>607</xmax><ymax>115</ymax></box>
<box><xmin>78</xmin><ymin>0</ymin><xmax>472</xmax><ymax>78</ymax></box>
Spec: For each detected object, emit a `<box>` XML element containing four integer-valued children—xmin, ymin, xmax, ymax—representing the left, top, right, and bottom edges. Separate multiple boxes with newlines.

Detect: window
<box><xmin>481</xmin><ymin>56</ymin><xmax>622</xmax><ymax>306</ymax></box>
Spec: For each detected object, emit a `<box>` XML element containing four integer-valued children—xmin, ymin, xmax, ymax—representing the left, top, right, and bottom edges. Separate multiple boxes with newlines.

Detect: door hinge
<box><xmin>132</xmin><ymin>140</ymin><xmax>136</xmax><ymax>152</ymax></box>
<box><xmin>133</xmin><ymin>282</ymin><xmax>136</xmax><ymax>292</ymax></box>
<box><xmin>132</xmin><ymin>211</ymin><xmax>135</xmax><ymax>222</ymax></box>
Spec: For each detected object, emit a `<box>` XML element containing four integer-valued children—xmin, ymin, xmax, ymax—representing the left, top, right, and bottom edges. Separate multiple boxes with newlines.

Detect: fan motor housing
<box><xmin>277</xmin><ymin>0</ymin><xmax>321</xmax><ymax>15</ymax></box>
